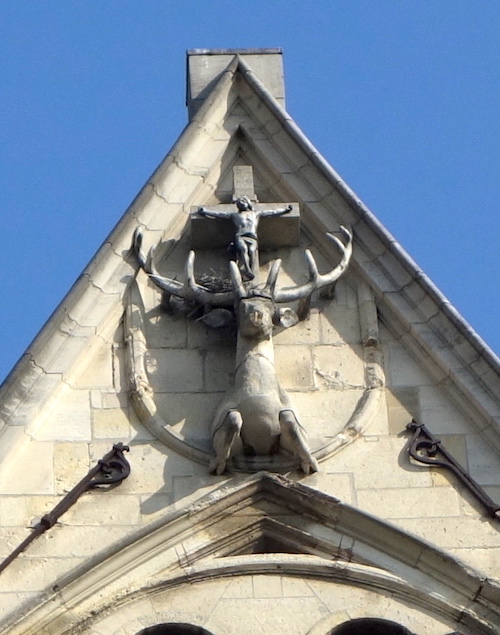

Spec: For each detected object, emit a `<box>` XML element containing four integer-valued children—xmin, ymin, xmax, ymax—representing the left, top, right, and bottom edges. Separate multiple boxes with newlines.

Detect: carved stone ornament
<box><xmin>126</xmin><ymin>205</ymin><xmax>384</xmax><ymax>475</ymax></box>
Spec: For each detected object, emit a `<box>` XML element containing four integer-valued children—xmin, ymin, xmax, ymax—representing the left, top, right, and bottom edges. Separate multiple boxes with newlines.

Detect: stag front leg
<box><xmin>279</xmin><ymin>409</ymin><xmax>319</xmax><ymax>474</ymax></box>
<box><xmin>209</xmin><ymin>410</ymin><xmax>243</xmax><ymax>475</ymax></box>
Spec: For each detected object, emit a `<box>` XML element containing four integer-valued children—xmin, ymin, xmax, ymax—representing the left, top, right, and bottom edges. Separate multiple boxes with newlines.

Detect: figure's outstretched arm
<box><xmin>259</xmin><ymin>204</ymin><xmax>293</xmax><ymax>218</ymax></box>
<box><xmin>198</xmin><ymin>206</ymin><xmax>232</xmax><ymax>219</ymax></box>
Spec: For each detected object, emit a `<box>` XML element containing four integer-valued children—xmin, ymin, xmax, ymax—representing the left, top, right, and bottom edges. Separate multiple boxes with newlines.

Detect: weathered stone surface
<box><xmin>312</xmin><ymin>344</ymin><xmax>365</xmax><ymax>390</ymax></box>
<box><xmin>53</xmin><ymin>442</ymin><xmax>90</xmax><ymax>495</ymax></box>
<box><xmin>29</xmin><ymin>389</ymin><xmax>91</xmax><ymax>442</ymax></box>
<box><xmin>386</xmin><ymin>387</ymin><xmax>420</xmax><ymax>435</ymax></box>
<box><xmin>357</xmin><ymin>486</ymin><xmax>461</xmax><ymax>519</ymax></box>
<box><xmin>274</xmin><ymin>345</ymin><xmax>314</xmax><ymax>390</ymax></box>
<box><xmin>0</xmin><ymin>439</ymin><xmax>54</xmax><ymax>495</ymax></box>
<box><xmin>145</xmin><ymin>349</ymin><xmax>204</xmax><ymax>393</ymax></box>
<box><xmin>92</xmin><ymin>407</ymin><xmax>131</xmax><ymax>440</ymax></box>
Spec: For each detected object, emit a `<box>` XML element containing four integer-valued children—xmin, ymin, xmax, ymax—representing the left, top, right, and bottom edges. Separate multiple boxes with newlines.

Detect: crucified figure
<box><xmin>198</xmin><ymin>196</ymin><xmax>292</xmax><ymax>279</ymax></box>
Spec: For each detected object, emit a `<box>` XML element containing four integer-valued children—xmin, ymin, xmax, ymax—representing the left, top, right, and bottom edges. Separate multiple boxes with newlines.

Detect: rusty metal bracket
<box><xmin>406</xmin><ymin>420</ymin><xmax>500</xmax><ymax>520</ymax></box>
<box><xmin>0</xmin><ymin>443</ymin><xmax>131</xmax><ymax>576</ymax></box>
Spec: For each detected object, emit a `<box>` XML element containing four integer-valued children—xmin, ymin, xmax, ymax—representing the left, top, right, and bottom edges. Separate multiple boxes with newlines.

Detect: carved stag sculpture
<box><xmin>133</xmin><ymin>226</ymin><xmax>352</xmax><ymax>474</ymax></box>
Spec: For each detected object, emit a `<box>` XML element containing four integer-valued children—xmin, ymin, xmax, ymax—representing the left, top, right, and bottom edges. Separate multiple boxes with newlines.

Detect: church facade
<box><xmin>0</xmin><ymin>49</ymin><xmax>499</xmax><ymax>635</ymax></box>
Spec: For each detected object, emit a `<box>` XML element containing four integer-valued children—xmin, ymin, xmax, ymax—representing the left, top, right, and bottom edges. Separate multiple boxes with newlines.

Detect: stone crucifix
<box><xmin>198</xmin><ymin>196</ymin><xmax>292</xmax><ymax>280</ymax></box>
<box><xmin>191</xmin><ymin>166</ymin><xmax>300</xmax><ymax>280</ymax></box>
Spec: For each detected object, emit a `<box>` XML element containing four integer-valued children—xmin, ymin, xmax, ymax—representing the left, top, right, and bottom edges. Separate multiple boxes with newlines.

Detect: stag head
<box><xmin>132</xmin><ymin>226</ymin><xmax>353</xmax><ymax>328</ymax></box>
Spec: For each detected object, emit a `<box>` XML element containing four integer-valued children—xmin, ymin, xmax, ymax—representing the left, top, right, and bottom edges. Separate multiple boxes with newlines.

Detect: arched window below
<box><xmin>136</xmin><ymin>624</ymin><xmax>214</xmax><ymax>635</ymax></box>
<box><xmin>330</xmin><ymin>618</ymin><xmax>415</xmax><ymax>635</ymax></box>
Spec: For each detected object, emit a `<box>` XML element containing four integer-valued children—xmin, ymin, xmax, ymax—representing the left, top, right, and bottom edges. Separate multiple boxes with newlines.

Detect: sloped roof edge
<box><xmin>235</xmin><ymin>55</ymin><xmax>500</xmax><ymax>377</ymax></box>
<box><xmin>0</xmin><ymin>57</ymin><xmax>241</xmax><ymax>431</ymax></box>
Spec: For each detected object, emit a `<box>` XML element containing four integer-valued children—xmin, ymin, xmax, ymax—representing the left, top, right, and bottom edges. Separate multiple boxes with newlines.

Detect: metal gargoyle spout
<box><xmin>133</xmin><ymin>226</ymin><xmax>352</xmax><ymax>474</ymax></box>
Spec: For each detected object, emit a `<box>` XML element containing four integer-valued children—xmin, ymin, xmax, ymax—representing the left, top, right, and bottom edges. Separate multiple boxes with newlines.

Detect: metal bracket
<box><xmin>0</xmin><ymin>443</ymin><xmax>131</xmax><ymax>576</ymax></box>
<box><xmin>406</xmin><ymin>420</ymin><xmax>499</xmax><ymax>520</ymax></box>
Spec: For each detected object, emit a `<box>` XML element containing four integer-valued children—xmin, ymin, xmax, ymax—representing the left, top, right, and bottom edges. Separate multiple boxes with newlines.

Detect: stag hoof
<box><xmin>301</xmin><ymin>456</ymin><xmax>319</xmax><ymax>474</ymax></box>
<box><xmin>209</xmin><ymin>458</ymin><xmax>227</xmax><ymax>475</ymax></box>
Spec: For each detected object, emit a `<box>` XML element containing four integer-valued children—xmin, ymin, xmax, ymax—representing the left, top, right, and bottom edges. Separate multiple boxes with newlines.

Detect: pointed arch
<box><xmin>1</xmin><ymin>474</ymin><xmax>498</xmax><ymax>635</ymax></box>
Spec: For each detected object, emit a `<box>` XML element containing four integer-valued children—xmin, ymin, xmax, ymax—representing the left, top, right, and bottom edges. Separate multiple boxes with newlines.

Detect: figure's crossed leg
<box><xmin>279</xmin><ymin>409</ymin><xmax>319</xmax><ymax>474</ymax></box>
<box><xmin>209</xmin><ymin>410</ymin><xmax>243</xmax><ymax>475</ymax></box>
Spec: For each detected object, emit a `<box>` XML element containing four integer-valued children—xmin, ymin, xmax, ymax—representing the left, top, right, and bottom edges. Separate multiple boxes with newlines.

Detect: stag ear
<box><xmin>273</xmin><ymin>307</ymin><xmax>299</xmax><ymax>329</ymax></box>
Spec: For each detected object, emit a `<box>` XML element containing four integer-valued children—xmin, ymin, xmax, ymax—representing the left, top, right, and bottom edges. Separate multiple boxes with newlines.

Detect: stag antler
<box><xmin>133</xmin><ymin>228</ymin><xmax>234</xmax><ymax>307</ymax></box>
<box><xmin>133</xmin><ymin>226</ymin><xmax>352</xmax><ymax>307</ymax></box>
<box><xmin>273</xmin><ymin>226</ymin><xmax>352</xmax><ymax>303</ymax></box>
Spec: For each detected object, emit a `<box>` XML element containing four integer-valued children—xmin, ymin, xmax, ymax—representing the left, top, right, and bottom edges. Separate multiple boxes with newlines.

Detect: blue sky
<box><xmin>1</xmin><ymin>2</ymin><xmax>499</xmax><ymax>383</ymax></box>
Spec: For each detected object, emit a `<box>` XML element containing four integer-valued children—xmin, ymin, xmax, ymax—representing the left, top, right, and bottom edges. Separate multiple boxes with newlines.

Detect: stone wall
<box><xmin>0</xmin><ymin>233</ymin><xmax>499</xmax><ymax>632</ymax></box>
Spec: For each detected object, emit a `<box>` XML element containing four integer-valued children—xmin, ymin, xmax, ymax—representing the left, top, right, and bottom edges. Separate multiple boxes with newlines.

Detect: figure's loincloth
<box><xmin>236</xmin><ymin>231</ymin><xmax>258</xmax><ymax>243</ymax></box>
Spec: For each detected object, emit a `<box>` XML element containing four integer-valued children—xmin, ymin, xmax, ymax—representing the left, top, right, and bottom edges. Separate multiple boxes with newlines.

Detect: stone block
<box><xmin>312</xmin><ymin>344</ymin><xmax>365</xmax><ymax>390</ymax></box>
<box><xmin>449</xmin><ymin>547</ymin><xmax>500</xmax><ymax>579</ymax></box>
<box><xmin>188</xmin><ymin>319</ymin><xmax>237</xmax><ymax>350</ymax></box>
<box><xmin>385</xmin><ymin>341</ymin><xmax>432</xmax><ymax>387</ymax></box>
<box><xmin>0</xmin><ymin>527</ymin><xmax>31</xmax><ymax>557</ymax></box>
<box><xmin>357</xmin><ymin>485</ymin><xmax>461</xmax><ymax>519</ymax></box>
<box><xmin>92</xmin><ymin>408</ymin><xmax>131</xmax><ymax>440</ymax></box>
<box><xmin>281</xmin><ymin>577</ymin><xmax>315</xmax><ymax>597</ymax></box>
<box><xmin>190</xmin><ymin>203</ymin><xmax>300</xmax><ymax>250</ymax></box>
<box><xmin>290</xmin><ymin>388</ymin><xmax>363</xmax><ymax>442</ymax></box>
<box><xmin>88</xmin><ymin>598</ymin><xmax>157</xmax><ymax>635</ymax></box>
<box><xmin>53</xmin><ymin>442</ymin><xmax>90</xmax><ymax>495</ymax></box>
<box><xmin>419</xmin><ymin>385</ymin><xmax>472</xmax><ymax>434</ymax></box>
<box><xmin>327</xmin><ymin>437</ymin><xmax>433</xmax><ymax>491</ymax></box>
<box><xmin>72</xmin><ymin>341</ymin><xmax>114</xmax><ymax>389</ymax></box>
<box><xmin>0</xmin><ymin>495</ymin><xmax>57</xmax><ymax>526</ymax></box>
<box><xmin>112</xmin><ymin>344</ymin><xmax>127</xmax><ymax>393</ymax></box>
<box><xmin>155</xmin><ymin>392</ymin><xmax>220</xmax><ymax>448</ymax></box>
<box><xmin>88</xmin><ymin>441</ymin><xmax>168</xmax><ymax>496</ymax></box>
<box><xmin>0</xmin><ymin>593</ymin><xmax>37</xmax><ymax>625</ymax></box>
<box><xmin>273</xmin><ymin>311</ymin><xmax>321</xmax><ymax>345</ymax></box>
<box><xmin>386</xmin><ymin>387</ymin><xmax>420</xmax><ymax>435</ymax></box>
<box><xmin>66</xmin><ymin>283</ymin><xmax>119</xmax><ymax>330</ymax></box>
<box><xmin>0</xmin><ymin>556</ymin><xmax>84</xmax><ymax>592</ymax></box>
<box><xmin>30</xmin><ymin>328</ymin><xmax>95</xmax><ymax>379</ymax></box>
<box><xmin>0</xmin><ymin>440</ymin><xmax>55</xmax><ymax>495</ymax></box>
<box><xmin>396</xmin><ymin>516</ymin><xmax>500</xmax><ymax>549</ymax></box>
<box><xmin>1</xmin><ymin>369</ymin><xmax>63</xmax><ymax>428</ymax></box>
<box><xmin>28</xmin><ymin>525</ymin><xmax>132</xmax><ymax>558</ymax></box>
<box><xmin>320</xmin><ymin>299</ymin><xmax>361</xmax><ymax>345</ymax></box>
<box><xmin>206</xmin><ymin>595</ymin><xmax>322</xmax><ymax>635</ymax></box>
<box><xmin>63</xmin><ymin>494</ymin><xmax>141</xmax><ymax>525</ymax></box>
<box><xmin>252</xmin><ymin>574</ymin><xmax>283</xmax><ymax>598</ymax></box>
<box><xmin>303</xmin><ymin>472</ymin><xmax>354</xmax><ymax>505</ymax></box>
<box><xmin>222</xmin><ymin>575</ymin><xmax>254</xmax><ymax>599</ymax></box>
<box><xmin>129</xmin><ymin>406</ymin><xmax>155</xmax><ymax>442</ymax></box>
<box><xmin>90</xmin><ymin>389</ymin><xmax>102</xmax><ymax>409</ymax></box>
<box><xmin>155</xmin><ymin>172</ymin><xmax>204</xmax><ymax>205</ymax></box>
<box><xmin>144</xmin><ymin>311</ymin><xmax>188</xmax><ymax>349</ymax></box>
<box><xmin>172</xmin><ymin>474</ymin><xmax>222</xmax><ymax>509</ymax></box>
<box><xmin>274</xmin><ymin>346</ymin><xmax>313</xmax><ymax>390</ymax></box>
<box><xmin>466</xmin><ymin>434</ymin><xmax>500</xmax><ymax>485</ymax></box>
<box><xmin>139</xmin><ymin>492</ymin><xmax>173</xmax><ymax>523</ymax></box>
<box><xmin>205</xmin><ymin>348</ymin><xmax>234</xmax><ymax>391</ymax></box>
<box><xmin>28</xmin><ymin>387</ymin><xmax>91</xmax><ymax>442</ymax></box>
<box><xmin>296</xmin><ymin>163</ymin><xmax>336</xmax><ymax>200</ymax></box>
<box><xmin>145</xmin><ymin>349</ymin><xmax>204</xmax><ymax>393</ymax></box>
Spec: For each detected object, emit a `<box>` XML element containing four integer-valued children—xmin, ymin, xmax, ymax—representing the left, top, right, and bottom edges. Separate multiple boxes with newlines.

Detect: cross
<box><xmin>191</xmin><ymin>166</ymin><xmax>300</xmax><ymax>279</ymax></box>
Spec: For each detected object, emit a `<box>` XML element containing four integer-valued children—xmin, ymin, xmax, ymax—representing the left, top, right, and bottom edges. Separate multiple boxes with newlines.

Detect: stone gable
<box><xmin>0</xmin><ymin>50</ymin><xmax>499</xmax><ymax>635</ymax></box>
